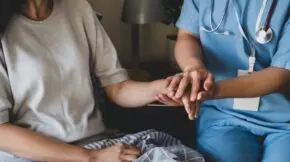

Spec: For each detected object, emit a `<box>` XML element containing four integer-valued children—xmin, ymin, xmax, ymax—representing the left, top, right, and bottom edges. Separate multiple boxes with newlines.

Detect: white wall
<box><xmin>89</xmin><ymin>0</ymin><xmax>174</xmax><ymax>66</ymax></box>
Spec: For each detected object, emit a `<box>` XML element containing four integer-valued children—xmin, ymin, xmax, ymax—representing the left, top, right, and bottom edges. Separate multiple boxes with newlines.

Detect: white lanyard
<box><xmin>231</xmin><ymin>0</ymin><xmax>256</xmax><ymax>73</ymax></box>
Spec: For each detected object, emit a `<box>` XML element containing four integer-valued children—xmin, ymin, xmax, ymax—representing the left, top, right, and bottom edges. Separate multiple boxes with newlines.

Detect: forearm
<box><xmin>105</xmin><ymin>80</ymin><xmax>166</xmax><ymax>108</ymax></box>
<box><xmin>175</xmin><ymin>30</ymin><xmax>205</xmax><ymax>71</ymax></box>
<box><xmin>213</xmin><ymin>67</ymin><xmax>290</xmax><ymax>99</ymax></box>
<box><xmin>0</xmin><ymin>124</ymin><xmax>89</xmax><ymax>162</ymax></box>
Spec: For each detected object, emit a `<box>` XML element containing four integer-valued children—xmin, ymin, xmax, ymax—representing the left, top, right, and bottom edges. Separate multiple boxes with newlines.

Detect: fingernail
<box><xmin>197</xmin><ymin>95</ymin><xmax>202</xmax><ymax>100</ymax></box>
<box><xmin>189</xmin><ymin>115</ymin><xmax>194</xmax><ymax>120</ymax></box>
<box><xmin>205</xmin><ymin>84</ymin><xmax>209</xmax><ymax>90</ymax></box>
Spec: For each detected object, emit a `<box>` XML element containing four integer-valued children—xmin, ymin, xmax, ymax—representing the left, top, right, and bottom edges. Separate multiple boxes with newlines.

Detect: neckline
<box><xmin>18</xmin><ymin>0</ymin><xmax>58</xmax><ymax>24</ymax></box>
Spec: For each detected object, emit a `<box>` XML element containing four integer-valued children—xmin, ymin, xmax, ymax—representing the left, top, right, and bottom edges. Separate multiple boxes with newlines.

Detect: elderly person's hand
<box><xmin>88</xmin><ymin>143</ymin><xmax>141</xmax><ymax>162</ymax></box>
<box><xmin>155</xmin><ymin>91</ymin><xmax>200</xmax><ymax>120</ymax></box>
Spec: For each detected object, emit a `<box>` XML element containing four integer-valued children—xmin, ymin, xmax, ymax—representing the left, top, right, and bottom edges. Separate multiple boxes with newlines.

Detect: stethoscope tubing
<box><xmin>264</xmin><ymin>0</ymin><xmax>277</xmax><ymax>30</ymax></box>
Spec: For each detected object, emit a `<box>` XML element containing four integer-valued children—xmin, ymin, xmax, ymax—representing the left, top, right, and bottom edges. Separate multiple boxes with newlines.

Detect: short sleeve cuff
<box><xmin>0</xmin><ymin>109</ymin><xmax>9</xmax><ymax>124</ymax></box>
<box><xmin>176</xmin><ymin>0</ymin><xmax>200</xmax><ymax>36</ymax></box>
<box><xmin>271</xmin><ymin>53</ymin><xmax>290</xmax><ymax>70</ymax></box>
<box><xmin>176</xmin><ymin>21</ymin><xmax>200</xmax><ymax>37</ymax></box>
<box><xmin>100</xmin><ymin>69</ymin><xmax>129</xmax><ymax>87</ymax></box>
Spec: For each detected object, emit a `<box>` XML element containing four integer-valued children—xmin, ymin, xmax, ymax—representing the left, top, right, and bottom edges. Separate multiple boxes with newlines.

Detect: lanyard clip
<box><xmin>248</xmin><ymin>56</ymin><xmax>256</xmax><ymax>73</ymax></box>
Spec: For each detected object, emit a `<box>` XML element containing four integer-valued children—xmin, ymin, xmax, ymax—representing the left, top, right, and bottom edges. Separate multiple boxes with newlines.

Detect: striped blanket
<box><xmin>83</xmin><ymin>129</ymin><xmax>204</xmax><ymax>162</ymax></box>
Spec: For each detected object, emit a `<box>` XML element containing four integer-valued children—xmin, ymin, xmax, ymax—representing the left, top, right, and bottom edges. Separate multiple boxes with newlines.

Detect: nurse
<box><xmin>158</xmin><ymin>0</ymin><xmax>290</xmax><ymax>161</ymax></box>
<box><xmin>0</xmin><ymin>0</ymin><xmax>198</xmax><ymax>162</ymax></box>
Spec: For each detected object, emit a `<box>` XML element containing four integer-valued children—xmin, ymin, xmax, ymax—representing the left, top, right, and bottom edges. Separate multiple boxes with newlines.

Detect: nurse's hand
<box><xmin>88</xmin><ymin>143</ymin><xmax>141</xmax><ymax>162</ymax></box>
<box><xmin>167</xmin><ymin>67</ymin><xmax>215</xmax><ymax>102</ymax></box>
<box><xmin>156</xmin><ymin>92</ymin><xmax>199</xmax><ymax>120</ymax></box>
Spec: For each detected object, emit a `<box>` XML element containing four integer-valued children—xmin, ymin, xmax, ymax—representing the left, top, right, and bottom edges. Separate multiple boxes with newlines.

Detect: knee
<box><xmin>262</xmin><ymin>133</ymin><xmax>290</xmax><ymax>162</ymax></box>
<box><xmin>197</xmin><ymin>134</ymin><xmax>261</xmax><ymax>162</ymax></box>
<box><xmin>262</xmin><ymin>153</ymin><xmax>290</xmax><ymax>162</ymax></box>
<box><xmin>262</xmin><ymin>149</ymin><xmax>290</xmax><ymax>162</ymax></box>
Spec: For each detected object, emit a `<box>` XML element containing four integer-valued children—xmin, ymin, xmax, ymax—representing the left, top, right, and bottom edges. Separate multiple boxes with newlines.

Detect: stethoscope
<box><xmin>201</xmin><ymin>0</ymin><xmax>277</xmax><ymax>72</ymax></box>
<box><xmin>256</xmin><ymin>0</ymin><xmax>277</xmax><ymax>44</ymax></box>
<box><xmin>201</xmin><ymin>0</ymin><xmax>277</xmax><ymax>44</ymax></box>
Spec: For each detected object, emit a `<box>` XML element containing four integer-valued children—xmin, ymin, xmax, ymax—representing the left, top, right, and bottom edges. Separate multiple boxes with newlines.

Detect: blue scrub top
<box><xmin>177</xmin><ymin>0</ymin><xmax>290</xmax><ymax>130</ymax></box>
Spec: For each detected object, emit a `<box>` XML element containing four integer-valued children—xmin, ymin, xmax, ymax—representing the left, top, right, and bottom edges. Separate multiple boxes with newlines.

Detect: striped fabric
<box><xmin>83</xmin><ymin>129</ymin><xmax>204</xmax><ymax>162</ymax></box>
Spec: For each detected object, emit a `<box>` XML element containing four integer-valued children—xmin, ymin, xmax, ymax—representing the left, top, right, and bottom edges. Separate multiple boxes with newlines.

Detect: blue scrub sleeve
<box><xmin>176</xmin><ymin>0</ymin><xmax>200</xmax><ymax>36</ymax></box>
<box><xmin>271</xmin><ymin>18</ymin><xmax>290</xmax><ymax>70</ymax></box>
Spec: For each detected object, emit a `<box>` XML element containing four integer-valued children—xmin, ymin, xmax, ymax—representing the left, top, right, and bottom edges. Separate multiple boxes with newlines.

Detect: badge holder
<box><xmin>233</xmin><ymin>57</ymin><xmax>260</xmax><ymax>111</ymax></box>
<box><xmin>232</xmin><ymin>2</ymin><xmax>261</xmax><ymax>111</ymax></box>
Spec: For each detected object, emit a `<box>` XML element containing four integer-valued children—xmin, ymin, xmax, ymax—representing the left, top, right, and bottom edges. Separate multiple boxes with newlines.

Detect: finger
<box><xmin>182</xmin><ymin>95</ymin><xmax>194</xmax><ymax>119</ymax></box>
<box><xmin>164</xmin><ymin>95</ymin><xmax>182</xmax><ymax>105</ymax></box>
<box><xmin>159</xmin><ymin>94</ymin><xmax>181</xmax><ymax>106</ymax></box>
<box><xmin>165</xmin><ymin>76</ymin><xmax>173</xmax><ymax>87</ymax></box>
<box><xmin>115</xmin><ymin>143</ymin><xmax>126</xmax><ymax>149</ymax></box>
<box><xmin>171</xmin><ymin>96</ymin><xmax>183</xmax><ymax>104</ymax></box>
<box><xmin>175</xmin><ymin>75</ymin><xmax>190</xmax><ymax>99</ymax></box>
<box><xmin>193</xmin><ymin>101</ymin><xmax>201</xmax><ymax>119</ymax></box>
<box><xmin>166</xmin><ymin>76</ymin><xmax>173</xmax><ymax>82</ymax></box>
<box><xmin>197</xmin><ymin>91</ymin><xmax>208</xmax><ymax>101</ymax></box>
<box><xmin>188</xmin><ymin>102</ymin><xmax>196</xmax><ymax>120</ymax></box>
<box><xmin>156</xmin><ymin>99</ymin><xmax>168</xmax><ymax>105</ymax></box>
<box><xmin>156</xmin><ymin>95</ymin><xmax>174</xmax><ymax>105</ymax></box>
<box><xmin>123</xmin><ymin>148</ymin><xmax>141</xmax><ymax>156</ymax></box>
<box><xmin>190</xmin><ymin>72</ymin><xmax>201</xmax><ymax>102</ymax></box>
<box><xmin>167</xmin><ymin>76</ymin><xmax>182</xmax><ymax>97</ymax></box>
<box><xmin>127</xmin><ymin>145</ymin><xmax>141</xmax><ymax>150</ymax></box>
<box><xmin>204</xmin><ymin>73</ymin><xmax>214</xmax><ymax>91</ymax></box>
<box><xmin>120</xmin><ymin>154</ymin><xmax>138</xmax><ymax>161</ymax></box>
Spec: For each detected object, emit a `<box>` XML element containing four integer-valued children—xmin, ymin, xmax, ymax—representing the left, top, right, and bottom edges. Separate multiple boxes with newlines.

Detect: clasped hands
<box><xmin>156</xmin><ymin>67</ymin><xmax>215</xmax><ymax>120</ymax></box>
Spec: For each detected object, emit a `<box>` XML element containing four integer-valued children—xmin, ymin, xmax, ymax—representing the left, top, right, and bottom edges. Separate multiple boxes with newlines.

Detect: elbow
<box><xmin>105</xmin><ymin>81</ymin><xmax>127</xmax><ymax>105</ymax></box>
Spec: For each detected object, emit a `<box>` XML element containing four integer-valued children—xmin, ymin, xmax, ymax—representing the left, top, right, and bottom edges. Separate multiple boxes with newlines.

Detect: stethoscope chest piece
<box><xmin>256</xmin><ymin>27</ymin><xmax>273</xmax><ymax>44</ymax></box>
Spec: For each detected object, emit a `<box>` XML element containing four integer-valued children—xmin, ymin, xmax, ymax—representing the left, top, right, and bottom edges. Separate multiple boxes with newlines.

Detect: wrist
<box><xmin>183</xmin><ymin>63</ymin><xmax>206</xmax><ymax>73</ymax></box>
<box><xmin>211</xmin><ymin>82</ymin><xmax>220</xmax><ymax>99</ymax></box>
<box><xmin>77</xmin><ymin>148</ymin><xmax>91</xmax><ymax>162</ymax></box>
<box><xmin>212</xmin><ymin>81</ymin><xmax>227</xmax><ymax>99</ymax></box>
<box><xmin>151</xmin><ymin>79</ymin><xmax>167</xmax><ymax>96</ymax></box>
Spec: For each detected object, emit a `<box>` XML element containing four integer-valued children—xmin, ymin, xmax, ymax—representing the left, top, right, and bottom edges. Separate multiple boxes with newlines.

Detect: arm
<box><xmin>86</xmin><ymin>7</ymin><xmax>167</xmax><ymax>107</ymax></box>
<box><xmin>0</xmin><ymin>124</ymin><xmax>141</xmax><ymax>162</ymax></box>
<box><xmin>173</xmin><ymin>30</ymin><xmax>214</xmax><ymax>102</ymax></box>
<box><xmin>175</xmin><ymin>29</ymin><xmax>205</xmax><ymax>72</ymax></box>
<box><xmin>213</xmin><ymin>67</ymin><xmax>290</xmax><ymax>99</ymax></box>
<box><xmin>175</xmin><ymin>0</ymin><xmax>204</xmax><ymax>72</ymax></box>
<box><xmin>105</xmin><ymin>79</ymin><xmax>167</xmax><ymax>108</ymax></box>
<box><xmin>0</xmin><ymin>124</ymin><xmax>89</xmax><ymax>162</ymax></box>
<box><xmin>212</xmin><ymin>17</ymin><xmax>290</xmax><ymax>100</ymax></box>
